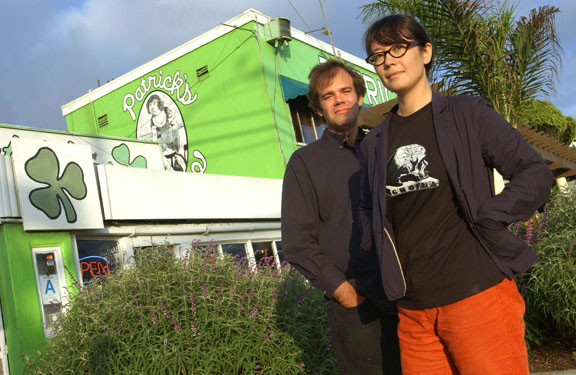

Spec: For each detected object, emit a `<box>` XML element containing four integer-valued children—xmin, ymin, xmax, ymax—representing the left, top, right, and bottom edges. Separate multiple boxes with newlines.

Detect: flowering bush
<box><xmin>25</xmin><ymin>246</ymin><xmax>336</xmax><ymax>374</ymax></box>
<box><xmin>514</xmin><ymin>186</ymin><xmax>576</xmax><ymax>348</ymax></box>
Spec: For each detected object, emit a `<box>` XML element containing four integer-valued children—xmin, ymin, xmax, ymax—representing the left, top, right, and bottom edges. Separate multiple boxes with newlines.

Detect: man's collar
<box><xmin>322</xmin><ymin>127</ymin><xmax>362</xmax><ymax>149</ymax></box>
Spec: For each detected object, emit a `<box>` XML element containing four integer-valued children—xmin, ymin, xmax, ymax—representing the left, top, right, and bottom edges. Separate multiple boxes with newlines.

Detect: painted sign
<box><xmin>0</xmin><ymin>125</ymin><xmax>164</xmax><ymax>170</ymax></box>
<box><xmin>137</xmin><ymin>91</ymin><xmax>189</xmax><ymax>171</ymax></box>
<box><xmin>96</xmin><ymin>164</ymin><xmax>282</xmax><ymax>220</ymax></box>
<box><xmin>39</xmin><ymin>275</ymin><xmax>62</xmax><ymax>305</ymax></box>
<box><xmin>11</xmin><ymin>138</ymin><xmax>104</xmax><ymax>230</ymax></box>
<box><xmin>79</xmin><ymin>255</ymin><xmax>111</xmax><ymax>284</ymax></box>
<box><xmin>120</xmin><ymin>69</ymin><xmax>207</xmax><ymax>173</ymax></box>
<box><xmin>60</xmin><ymin>9</ymin><xmax>394</xmax><ymax>180</ymax></box>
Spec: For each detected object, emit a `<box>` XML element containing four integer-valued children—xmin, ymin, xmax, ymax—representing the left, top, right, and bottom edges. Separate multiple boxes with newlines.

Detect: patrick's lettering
<box><xmin>123</xmin><ymin>70</ymin><xmax>198</xmax><ymax>120</ymax></box>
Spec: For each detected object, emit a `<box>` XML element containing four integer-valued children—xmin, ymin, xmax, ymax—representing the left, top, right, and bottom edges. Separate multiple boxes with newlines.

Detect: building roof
<box><xmin>60</xmin><ymin>8</ymin><xmax>375</xmax><ymax>116</ymax></box>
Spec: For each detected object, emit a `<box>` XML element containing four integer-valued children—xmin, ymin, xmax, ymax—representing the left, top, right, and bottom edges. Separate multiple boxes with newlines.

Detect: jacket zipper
<box><xmin>383</xmin><ymin>227</ymin><xmax>406</xmax><ymax>295</ymax></box>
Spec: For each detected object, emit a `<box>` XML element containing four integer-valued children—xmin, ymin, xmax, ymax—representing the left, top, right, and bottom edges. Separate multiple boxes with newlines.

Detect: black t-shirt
<box><xmin>386</xmin><ymin>103</ymin><xmax>504</xmax><ymax>309</ymax></box>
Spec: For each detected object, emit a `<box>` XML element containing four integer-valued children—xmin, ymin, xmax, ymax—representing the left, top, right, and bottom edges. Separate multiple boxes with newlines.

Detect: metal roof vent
<box><xmin>98</xmin><ymin>114</ymin><xmax>108</xmax><ymax>128</ymax></box>
<box><xmin>267</xmin><ymin>17</ymin><xmax>291</xmax><ymax>48</ymax></box>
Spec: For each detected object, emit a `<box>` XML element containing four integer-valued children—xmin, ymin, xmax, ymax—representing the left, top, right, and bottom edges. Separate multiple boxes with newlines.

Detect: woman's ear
<box><xmin>422</xmin><ymin>42</ymin><xmax>433</xmax><ymax>65</ymax></box>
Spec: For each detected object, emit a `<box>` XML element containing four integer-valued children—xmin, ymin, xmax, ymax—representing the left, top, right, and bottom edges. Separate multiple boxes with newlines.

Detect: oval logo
<box><xmin>137</xmin><ymin>90</ymin><xmax>188</xmax><ymax>172</ymax></box>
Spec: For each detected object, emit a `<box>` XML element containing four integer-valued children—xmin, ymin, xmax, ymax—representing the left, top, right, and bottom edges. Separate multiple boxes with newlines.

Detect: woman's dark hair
<box><xmin>146</xmin><ymin>94</ymin><xmax>165</xmax><ymax>113</ymax></box>
<box><xmin>364</xmin><ymin>15</ymin><xmax>433</xmax><ymax>75</ymax></box>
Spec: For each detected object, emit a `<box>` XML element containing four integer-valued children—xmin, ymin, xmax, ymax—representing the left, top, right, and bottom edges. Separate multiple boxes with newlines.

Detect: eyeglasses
<box><xmin>365</xmin><ymin>41</ymin><xmax>423</xmax><ymax>66</ymax></box>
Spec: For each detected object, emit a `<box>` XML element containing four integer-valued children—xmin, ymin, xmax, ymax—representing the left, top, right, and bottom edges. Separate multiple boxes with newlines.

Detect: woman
<box><xmin>359</xmin><ymin>15</ymin><xmax>554</xmax><ymax>375</ymax></box>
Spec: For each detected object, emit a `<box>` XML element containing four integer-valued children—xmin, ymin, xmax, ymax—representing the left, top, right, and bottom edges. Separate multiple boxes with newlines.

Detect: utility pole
<box><xmin>318</xmin><ymin>0</ymin><xmax>337</xmax><ymax>57</ymax></box>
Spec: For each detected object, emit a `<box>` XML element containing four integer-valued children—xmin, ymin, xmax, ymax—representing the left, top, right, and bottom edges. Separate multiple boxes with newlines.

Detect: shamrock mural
<box><xmin>25</xmin><ymin>147</ymin><xmax>87</xmax><ymax>223</ymax></box>
<box><xmin>111</xmin><ymin>143</ymin><xmax>148</xmax><ymax>168</ymax></box>
<box><xmin>1</xmin><ymin>134</ymin><xmax>20</xmax><ymax>156</ymax></box>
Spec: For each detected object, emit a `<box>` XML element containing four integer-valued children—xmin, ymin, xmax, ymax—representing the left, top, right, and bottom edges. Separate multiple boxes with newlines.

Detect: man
<box><xmin>281</xmin><ymin>59</ymin><xmax>401</xmax><ymax>375</ymax></box>
<box><xmin>359</xmin><ymin>15</ymin><xmax>554</xmax><ymax>374</ymax></box>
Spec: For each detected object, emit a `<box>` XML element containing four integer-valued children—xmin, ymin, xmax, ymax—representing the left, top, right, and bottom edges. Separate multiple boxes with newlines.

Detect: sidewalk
<box><xmin>533</xmin><ymin>370</ymin><xmax>576</xmax><ymax>375</ymax></box>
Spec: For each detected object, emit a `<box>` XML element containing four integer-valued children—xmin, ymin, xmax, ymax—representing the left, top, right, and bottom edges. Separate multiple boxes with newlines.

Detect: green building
<box><xmin>61</xmin><ymin>8</ymin><xmax>394</xmax><ymax>179</ymax></box>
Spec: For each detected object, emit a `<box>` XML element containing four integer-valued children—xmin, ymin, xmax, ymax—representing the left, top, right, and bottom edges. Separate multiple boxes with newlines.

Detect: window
<box><xmin>220</xmin><ymin>243</ymin><xmax>246</xmax><ymax>259</ymax></box>
<box><xmin>251</xmin><ymin>241</ymin><xmax>275</xmax><ymax>267</ymax></box>
<box><xmin>288</xmin><ymin>96</ymin><xmax>326</xmax><ymax>144</ymax></box>
<box><xmin>274</xmin><ymin>240</ymin><xmax>284</xmax><ymax>265</ymax></box>
<box><xmin>76</xmin><ymin>239</ymin><xmax>122</xmax><ymax>284</ymax></box>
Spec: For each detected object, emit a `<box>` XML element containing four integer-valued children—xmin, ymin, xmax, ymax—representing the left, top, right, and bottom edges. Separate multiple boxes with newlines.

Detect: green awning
<box><xmin>279</xmin><ymin>75</ymin><xmax>309</xmax><ymax>101</ymax></box>
<box><xmin>279</xmin><ymin>74</ymin><xmax>372</xmax><ymax>108</ymax></box>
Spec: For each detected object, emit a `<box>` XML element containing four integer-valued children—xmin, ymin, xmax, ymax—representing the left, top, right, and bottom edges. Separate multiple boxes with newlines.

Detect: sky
<box><xmin>1</xmin><ymin>0</ymin><xmax>575</xmax><ymax>131</ymax></box>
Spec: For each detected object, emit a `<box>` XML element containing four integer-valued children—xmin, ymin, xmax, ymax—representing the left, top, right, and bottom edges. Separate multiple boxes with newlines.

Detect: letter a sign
<box><xmin>39</xmin><ymin>275</ymin><xmax>62</xmax><ymax>305</ymax></box>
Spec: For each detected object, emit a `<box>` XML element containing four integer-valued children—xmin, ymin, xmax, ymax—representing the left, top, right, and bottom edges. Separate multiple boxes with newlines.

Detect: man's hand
<box><xmin>332</xmin><ymin>280</ymin><xmax>365</xmax><ymax>308</ymax></box>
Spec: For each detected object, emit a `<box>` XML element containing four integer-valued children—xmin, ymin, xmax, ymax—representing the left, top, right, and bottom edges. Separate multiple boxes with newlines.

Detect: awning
<box><xmin>279</xmin><ymin>74</ymin><xmax>372</xmax><ymax>108</ymax></box>
<box><xmin>279</xmin><ymin>75</ymin><xmax>309</xmax><ymax>101</ymax></box>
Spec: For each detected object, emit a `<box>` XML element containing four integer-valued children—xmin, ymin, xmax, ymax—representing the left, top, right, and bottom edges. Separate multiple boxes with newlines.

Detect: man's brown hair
<box><xmin>307</xmin><ymin>59</ymin><xmax>366</xmax><ymax>115</ymax></box>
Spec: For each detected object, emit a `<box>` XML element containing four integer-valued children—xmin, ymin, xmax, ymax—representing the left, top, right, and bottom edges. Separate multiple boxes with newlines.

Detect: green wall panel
<box><xmin>0</xmin><ymin>224</ymin><xmax>76</xmax><ymax>375</ymax></box>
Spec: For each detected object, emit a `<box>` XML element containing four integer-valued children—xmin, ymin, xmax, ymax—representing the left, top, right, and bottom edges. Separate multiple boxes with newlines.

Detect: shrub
<box><xmin>517</xmin><ymin>99</ymin><xmax>567</xmax><ymax>139</ymax></box>
<box><xmin>25</xmin><ymin>246</ymin><xmax>336</xmax><ymax>374</ymax></box>
<box><xmin>561</xmin><ymin>116</ymin><xmax>576</xmax><ymax>145</ymax></box>
<box><xmin>514</xmin><ymin>186</ymin><xmax>576</xmax><ymax>348</ymax></box>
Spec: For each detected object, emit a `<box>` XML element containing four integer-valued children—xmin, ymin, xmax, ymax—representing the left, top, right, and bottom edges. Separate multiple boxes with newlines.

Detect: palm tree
<box><xmin>360</xmin><ymin>0</ymin><xmax>562</xmax><ymax>123</ymax></box>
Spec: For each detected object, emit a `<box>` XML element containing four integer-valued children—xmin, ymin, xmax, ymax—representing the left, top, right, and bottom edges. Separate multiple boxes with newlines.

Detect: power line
<box><xmin>318</xmin><ymin>0</ymin><xmax>337</xmax><ymax>57</ymax></box>
<box><xmin>286</xmin><ymin>0</ymin><xmax>338</xmax><ymax>57</ymax></box>
<box><xmin>287</xmin><ymin>0</ymin><xmax>313</xmax><ymax>32</ymax></box>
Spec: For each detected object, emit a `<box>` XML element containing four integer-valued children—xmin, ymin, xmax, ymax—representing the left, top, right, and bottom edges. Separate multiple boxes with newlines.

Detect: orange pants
<box><xmin>398</xmin><ymin>278</ymin><xmax>529</xmax><ymax>375</ymax></box>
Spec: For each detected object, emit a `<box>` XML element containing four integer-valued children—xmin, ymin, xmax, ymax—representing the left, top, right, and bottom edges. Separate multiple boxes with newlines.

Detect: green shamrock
<box><xmin>111</xmin><ymin>143</ymin><xmax>148</xmax><ymax>168</ymax></box>
<box><xmin>25</xmin><ymin>147</ymin><xmax>87</xmax><ymax>223</ymax></box>
<box><xmin>2</xmin><ymin>135</ymin><xmax>20</xmax><ymax>156</ymax></box>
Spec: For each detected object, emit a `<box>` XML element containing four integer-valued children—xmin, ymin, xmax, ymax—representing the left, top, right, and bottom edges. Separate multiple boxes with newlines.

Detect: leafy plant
<box><xmin>25</xmin><ymin>245</ymin><xmax>336</xmax><ymax>374</ymax></box>
<box><xmin>562</xmin><ymin>116</ymin><xmax>576</xmax><ymax>145</ymax></box>
<box><xmin>513</xmin><ymin>186</ymin><xmax>576</xmax><ymax>348</ymax></box>
<box><xmin>360</xmin><ymin>0</ymin><xmax>562</xmax><ymax>124</ymax></box>
<box><xmin>516</xmin><ymin>99</ymin><xmax>567</xmax><ymax>140</ymax></box>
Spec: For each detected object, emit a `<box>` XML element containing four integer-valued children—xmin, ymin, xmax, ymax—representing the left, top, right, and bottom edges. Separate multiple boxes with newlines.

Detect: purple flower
<box><xmin>211</xmin><ymin>251</ymin><xmax>217</xmax><ymax>272</ymax></box>
<box><xmin>172</xmin><ymin>318</ymin><xmax>181</xmax><ymax>333</ymax></box>
<box><xmin>202</xmin><ymin>256</ymin><xmax>207</xmax><ymax>275</ymax></box>
<box><xmin>158</xmin><ymin>300</ymin><xmax>171</xmax><ymax>319</ymax></box>
<box><xmin>190</xmin><ymin>291</ymin><xmax>196</xmax><ymax>309</ymax></box>
<box><xmin>297</xmin><ymin>292</ymin><xmax>305</xmax><ymax>304</ymax></box>
<box><xmin>202</xmin><ymin>283</ymin><xmax>208</xmax><ymax>295</ymax></box>
<box><xmin>190</xmin><ymin>320</ymin><xmax>200</xmax><ymax>337</ymax></box>
<box><xmin>251</xmin><ymin>300</ymin><xmax>260</xmax><ymax>320</ymax></box>
<box><xmin>217</xmin><ymin>284</ymin><xmax>223</xmax><ymax>301</ymax></box>
<box><xmin>524</xmin><ymin>223</ymin><xmax>533</xmax><ymax>245</ymax></box>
